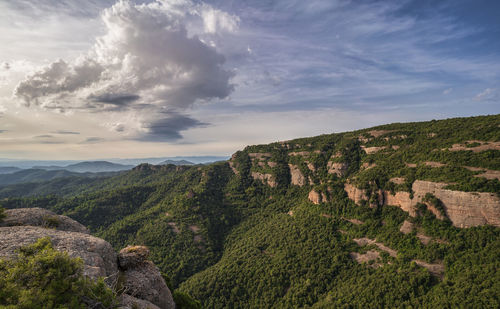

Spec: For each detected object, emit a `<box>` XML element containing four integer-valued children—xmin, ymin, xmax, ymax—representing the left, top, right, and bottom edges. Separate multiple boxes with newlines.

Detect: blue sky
<box><xmin>0</xmin><ymin>0</ymin><xmax>499</xmax><ymax>159</ymax></box>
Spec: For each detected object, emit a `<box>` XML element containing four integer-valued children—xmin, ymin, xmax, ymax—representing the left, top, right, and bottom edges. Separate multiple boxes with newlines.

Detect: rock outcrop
<box><xmin>308</xmin><ymin>190</ymin><xmax>322</xmax><ymax>204</ymax></box>
<box><xmin>121</xmin><ymin>294</ymin><xmax>161</xmax><ymax>309</ymax></box>
<box><xmin>389</xmin><ymin>177</ymin><xmax>405</xmax><ymax>184</ymax></box>
<box><xmin>464</xmin><ymin>166</ymin><xmax>500</xmax><ymax>181</ymax></box>
<box><xmin>289</xmin><ymin>164</ymin><xmax>306</xmax><ymax>186</ymax></box>
<box><xmin>381</xmin><ymin>190</ymin><xmax>416</xmax><ymax>216</ymax></box>
<box><xmin>0</xmin><ymin>225</ymin><xmax>117</xmax><ymax>280</ymax></box>
<box><xmin>399</xmin><ymin>220</ymin><xmax>414</xmax><ymax>234</ymax></box>
<box><xmin>308</xmin><ymin>189</ymin><xmax>328</xmax><ymax>204</ymax></box>
<box><xmin>251</xmin><ymin>171</ymin><xmax>277</xmax><ymax>187</ymax></box>
<box><xmin>344</xmin><ymin>183</ymin><xmax>368</xmax><ymax>205</ymax></box>
<box><xmin>0</xmin><ymin>208</ymin><xmax>90</xmax><ymax>234</ymax></box>
<box><xmin>448</xmin><ymin>140</ymin><xmax>500</xmax><ymax>152</ymax></box>
<box><xmin>361</xmin><ymin>146</ymin><xmax>387</xmax><ymax>154</ymax></box>
<box><xmin>327</xmin><ymin>162</ymin><xmax>348</xmax><ymax>177</ymax></box>
<box><xmin>412</xmin><ymin>181</ymin><xmax>500</xmax><ymax>228</ymax></box>
<box><xmin>228</xmin><ymin>153</ymin><xmax>239</xmax><ymax>174</ymax></box>
<box><xmin>345</xmin><ymin>180</ymin><xmax>500</xmax><ymax>228</ymax></box>
<box><xmin>118</xmin><ymin>246</ymin><xmax>175</xmax><ymax>309</ymax></box>
<box><xmin>0</xmin><ymin>208</ymin><xmax>175</xmax><ymax>309</ymax></box>
<box><xmin>0</xmin><ymin>207</ymin><xmax>89</xmax><ymax>234</ymax></box>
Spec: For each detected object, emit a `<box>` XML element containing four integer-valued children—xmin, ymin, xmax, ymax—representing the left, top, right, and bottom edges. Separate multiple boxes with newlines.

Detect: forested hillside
<box><xmin>1</xmin><ymin>115</ymin><xmax>499</xmax><ymax>307</ymax></box>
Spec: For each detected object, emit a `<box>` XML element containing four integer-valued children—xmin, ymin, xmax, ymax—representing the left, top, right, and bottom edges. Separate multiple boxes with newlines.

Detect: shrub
<box><xmin>0</xmin><ymin>237</ymin><xmax>116</xmax><ymax>308</ymax></box>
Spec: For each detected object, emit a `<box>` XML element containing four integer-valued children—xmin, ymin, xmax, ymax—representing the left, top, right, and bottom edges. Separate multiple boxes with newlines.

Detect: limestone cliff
<box><xmin>345</xmin><ymin>180</ymin><xmax>500</xmax><ymax>228</ymax></box>
<box><xmin>226</xmin><ymin>117</ymin><xmax>500</xmax><ymax>230</ymax></box>
<box><xmin>289</xmin><ymin>164</ymin><xmax>306</xmax><ymax>186</ymax></box>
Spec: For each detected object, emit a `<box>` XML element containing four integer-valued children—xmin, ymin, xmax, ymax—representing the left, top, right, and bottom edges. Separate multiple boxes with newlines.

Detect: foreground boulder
<box><xmin>0</xmin><ymin>208</ymin><xmax>174</xmax><ymax>309</ymax></box>
<box><xmin>118</xmin><ymin>246</ymin><xmax>175</xmax><ymax>309</ymax></box>
<box><xmin>0</xmin><ymin>226</ymin><xmax>117</xmax><ymax>280</ymax></box>
<box><xmin>0</xmin><ymin>207</ymin><xmax>89</xmax><ymax>234</ymax></box>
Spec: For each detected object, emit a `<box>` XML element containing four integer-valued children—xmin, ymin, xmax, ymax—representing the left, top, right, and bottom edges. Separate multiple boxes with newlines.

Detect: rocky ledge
<box><xmin>0</xmin><ymin>208</ymin><xmax>174</xmax><ymax>309</ymax></box>
<box><xmin>0</xmin><ymin>207</ymin><xmax>89</xmax><ymax>234</ymax></box>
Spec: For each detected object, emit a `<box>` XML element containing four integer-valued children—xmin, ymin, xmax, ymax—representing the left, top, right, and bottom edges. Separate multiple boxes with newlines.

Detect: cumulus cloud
<box><xmin>199</xmin><ymin>4</ymin><xmax>240</xmax><ymax>33</ymax></box>
<box><xmin>15</xmin><ymin>58</ymin><xmax>104</xmax><ymax>107</ymax></box>
<box><xmin>14</xmin><ymin>0</ymin><xmax>238</xmax><ymax>141</ymax></box>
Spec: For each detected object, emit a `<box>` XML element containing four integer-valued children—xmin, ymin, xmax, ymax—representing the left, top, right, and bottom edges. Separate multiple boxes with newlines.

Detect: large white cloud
<box><xmin>14</xmin><ymin>0</ymin><xmax>238</xmax><ymax>140</ymax></box>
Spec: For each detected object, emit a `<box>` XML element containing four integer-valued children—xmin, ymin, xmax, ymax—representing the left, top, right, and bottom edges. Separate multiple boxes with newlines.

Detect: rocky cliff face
<box><xmin>228</xmin><ymin>124</ymin><xmax>500</xmax><ymax>230</ymax></box>
<box><xmin>289</xmin><ymin>164</ymin><xmax>306</xmax><ymax>186</ymax></box>
<box><xmin>327</xmin><ymin>162</ymin><xmax>348</xmax><ymax>177</ymax></box>
<box><xmin>344</xmin><ymin>183</ymin><xmax>369</xmax><ymax>205</ymax></box>
<box><xmin>345</xmin><ymin>180</ymin><xmax>500</xmax><ymax>228</ymax></box>
<box><xmin>412</xmin><ymin>180</ymin><xmax>500</xmax><ymax>228</ymax></box>
<box><xmin>251</xmin><ymin>171</ymin><xmax>277</xmax><ymax>187</ymax></box>
<box><xmin>0</xmin><ymin>208</ymin><xmax>175</xmax><ymax>309</ymax></box>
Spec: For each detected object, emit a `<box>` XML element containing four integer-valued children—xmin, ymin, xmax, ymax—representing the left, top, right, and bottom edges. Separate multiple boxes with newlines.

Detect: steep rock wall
<box><xmin>289</xmin><ymin>164</ymin><xmax>306</xmax><ymax>186</ymax></box>
<box><xmin>251</xmin><ymin>172</ymin><xmax>277</xmax><ymax>187</ymax></box>
<box><xmin>328</xmin><ymin>162</ymin><xmax>348</xmax><ymax>177</ymax></box>
<box><xmin>412</xmin><ymin>180</ymin><xmax>500</xmax><ymax>228</ymax></box>
<box><xmin>345</xmin><ymin>180</ymin><xmax>500</xmax><ymax>228</ymax></box>
<box><xmin>344</xmin><ymin>183</ymin><xmax>368</xmax><ymax>205</ymax></box>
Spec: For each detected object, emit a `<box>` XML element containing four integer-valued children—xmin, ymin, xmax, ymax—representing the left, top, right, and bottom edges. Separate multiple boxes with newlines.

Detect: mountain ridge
<box><xmin>33</xmin><ymin>160</ymin><xmax>134</xmax><ymax>173</ymax></box>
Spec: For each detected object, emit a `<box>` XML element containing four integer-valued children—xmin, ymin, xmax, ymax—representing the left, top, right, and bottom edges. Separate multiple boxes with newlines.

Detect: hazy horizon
<box><xmin>1</xmin><ymin>0</ymin><xmax>499</xmax><ymax>160</ymax></box>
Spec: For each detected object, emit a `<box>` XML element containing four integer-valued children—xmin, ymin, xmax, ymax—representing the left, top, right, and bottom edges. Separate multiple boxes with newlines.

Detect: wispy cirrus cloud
<box><xmin>52</xmin><ymin>130</ymin><xmax>80</xmax><ymax>135</ymax></box>
<box><xmin>474</xmin><ymin>88</ymin><xmax>499</xmax><ymax>102</ymax></box>
<box><xmin>225</xmin><ymin>0</ymin><xmax>500</xmax><ymax>115</ymax></box>
<box><xmin>34</xmin><ymin>134</ymin><xmax>54</xmax><ymax>138</ymax></box>
<box><xmin>80</xmin><ymin>137</ymin><xmax>105</xmax><ymax>144</ymax></box>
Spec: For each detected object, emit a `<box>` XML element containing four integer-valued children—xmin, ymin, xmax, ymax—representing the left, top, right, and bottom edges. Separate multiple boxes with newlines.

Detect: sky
<box><xmin>0</xmin><ymin>0</ymin><xmax>499</xmax><ymax>160</ymax></box>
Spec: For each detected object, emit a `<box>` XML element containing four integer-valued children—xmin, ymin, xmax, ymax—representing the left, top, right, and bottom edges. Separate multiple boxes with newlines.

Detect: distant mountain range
<box><xmin>108</xmin><ymin>156</ymin><xmax>228</xmax><ymax>166</ymax></box>
<box><xmin>0</xmin><ymin>161</ymin><xmax>131</xmax><ymax>186</ymax></box>
<box><xmin>0</xmin><ymin>168</ymin><xmax>118</xmax><ymax>186</ymax></box>
<box><xmin>159</xmin><ymin>159</ymin><xmax>194</xmax><ymax>165</ymax></box>
<box><xmin>0</xmin><ymin>167</ymin><xmax>22</xmax><ymax>174</ymax></box>
<box><xmin>32</xmin><ymin>161</ymin><xmax>134</xmax><ymax>173</ymax></box>
<box><xmin>0</xmin><ymin>158</ymin><xmax>223</xmax><ymax>186</ymax></box>
<box><xmin>0</xmin><ymin>156</ymin><xmax>229</xmax><ymax>170</ymax></box>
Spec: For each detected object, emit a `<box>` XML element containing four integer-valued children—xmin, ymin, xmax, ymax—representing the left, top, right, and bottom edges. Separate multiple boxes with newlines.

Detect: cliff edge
<box><xmin>0</xmin><ymin>208</ymin><xmax>174</xmax><ymax>309</ymax></box>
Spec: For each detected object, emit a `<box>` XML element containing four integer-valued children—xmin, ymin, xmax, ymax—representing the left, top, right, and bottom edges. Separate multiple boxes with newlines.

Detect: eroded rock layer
<box><xmin>345</xmin><ymin>180</ymin><xmax>500</xmax><ymax>228</ymax></box>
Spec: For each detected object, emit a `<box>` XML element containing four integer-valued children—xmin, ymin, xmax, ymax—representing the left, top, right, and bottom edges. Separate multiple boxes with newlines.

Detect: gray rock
<box><xmin>118</xmin><ymin>245</ymin><xmax>151</xmax><ymax>270</ymax></box>
<box><xmin>0</xmin><ymin>207</ymin><xmax>89</xmax><ymax>234</ymax></box>
<box><xmin>0</xmin><ymin>209</ymin><xmax>175</xmax><ymax>308</ymax></box>
<box><xmin>118</xmin><ymin>246</ymin><xmax>175</xmax><ymax>309</ymax></box>
<box><xmin>0</xmin><ymin>226</ymin><xmax>117</xmax><ymax>280</ymax></box>
<box><xmin>120</xmin><ymin>294</ymin><xmax>161</xmax><ymax>309</ymax></box>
